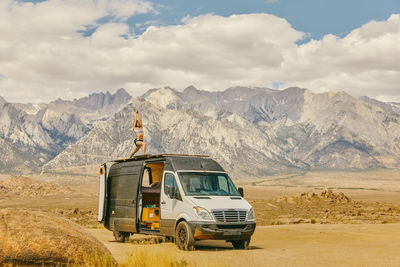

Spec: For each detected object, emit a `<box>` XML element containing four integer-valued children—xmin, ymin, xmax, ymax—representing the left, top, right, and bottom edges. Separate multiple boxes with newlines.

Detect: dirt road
<box><xmin>89</xmin><ymin>224</ymin><xmax>400</xmax><ymax>267</ymax></box>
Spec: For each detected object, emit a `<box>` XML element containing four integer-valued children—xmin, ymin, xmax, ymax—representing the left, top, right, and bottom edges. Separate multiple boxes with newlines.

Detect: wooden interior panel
<box><xmin>146</xmin><ymin>162</ymin><xmax>164</xmax><ymax>183</ymax></box>
<box><xmin>141</xmin><ymin>162</ymin><xmax>164</xmax><ymax>208</ymax></box>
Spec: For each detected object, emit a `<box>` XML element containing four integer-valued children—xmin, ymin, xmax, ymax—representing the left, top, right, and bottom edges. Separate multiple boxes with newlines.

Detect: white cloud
<box><xmin>0</xmin><ymin>1</ymin><xmax>399</xmax><ymax>103</ymax></box>
<box><xmin>280</xmin><ymin>14</ymin><xmax>400</xmax><ymax>101</ymax></box>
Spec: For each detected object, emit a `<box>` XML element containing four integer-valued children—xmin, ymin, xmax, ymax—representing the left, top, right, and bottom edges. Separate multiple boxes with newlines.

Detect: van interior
<box><xmin>140</xmin><ymin>162</ymin><xmax>164</xmax><ymax>232</ymax></box>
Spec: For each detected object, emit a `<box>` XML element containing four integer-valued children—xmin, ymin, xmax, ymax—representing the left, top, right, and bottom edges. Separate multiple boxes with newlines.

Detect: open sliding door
<box><xmin>98</xmin><ymin>164</ymin><xmax>107</xmax><ymax>222</ymax></box>
<box><xmin>108</xmin><ymin>162</ymin><xmax>142</xmax><ymax>233</ymax></box>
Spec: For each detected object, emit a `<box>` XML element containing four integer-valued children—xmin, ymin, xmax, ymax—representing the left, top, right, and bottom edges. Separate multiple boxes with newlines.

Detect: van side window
<box><xmin>164</xmin><ymin>173</ymin><xmax>177</xmax><ymax>198</ymax></box>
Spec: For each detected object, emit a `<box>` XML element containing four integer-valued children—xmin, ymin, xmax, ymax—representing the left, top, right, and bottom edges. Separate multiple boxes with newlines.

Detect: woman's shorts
<box><xmin>134</xmin><ymin>138</ymin><xmax>143</xmax><ymax>146</ymax></box>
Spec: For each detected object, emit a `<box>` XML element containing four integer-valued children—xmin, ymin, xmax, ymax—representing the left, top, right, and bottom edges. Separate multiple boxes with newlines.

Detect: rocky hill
<box><xmin>0</xmin><ymin>176</ymin><xmax>72</xmax><ymax>198</ymax></box>
<box><xmin>43</xmin><ymin>86</ymin><xmax>400</xmax><ymax>177</ymax></box>
<box><xmin>0</xmin><ymin>89</ymin><xmax>131</xmax><ymax>173</ymax></box>
<box><xmin>251</xmin><ymin>190</ymin><xmax>400</xmax><ymax>225</ymax></box>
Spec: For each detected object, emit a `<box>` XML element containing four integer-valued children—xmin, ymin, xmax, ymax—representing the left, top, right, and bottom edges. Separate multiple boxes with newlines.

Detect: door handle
<box><xmin>131</xmin><ymin>199</ymin><xmax>135</xmax><ymax>204</ymax></box>
<box><xmin>161</xmin><ymin>201</ymin><xmax>166</xmax><ymax>205</ymax></box>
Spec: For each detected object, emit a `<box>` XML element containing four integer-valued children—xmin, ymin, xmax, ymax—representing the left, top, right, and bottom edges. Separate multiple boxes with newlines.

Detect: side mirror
<box><xmin>168</xmin><ymin>186</ymin><xmax>177</xmax><ymax>199</ymax></box>
<box><xmin>238</xmin><ymin>187</ymin><xmax>244</xmax><ymax>197</ymax></box>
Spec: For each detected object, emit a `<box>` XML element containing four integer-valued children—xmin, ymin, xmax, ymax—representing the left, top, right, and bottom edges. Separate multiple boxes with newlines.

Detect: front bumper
<box><xmin>188</xmin><ymin>221</ymin><xmax>256</xmax><ymax>241</ymax></box>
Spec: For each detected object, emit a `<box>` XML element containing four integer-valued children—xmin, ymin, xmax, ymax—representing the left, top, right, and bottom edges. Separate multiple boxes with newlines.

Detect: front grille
<box><xmin>216</xmin><ymin>224</ymin><xmax>247</xmax><ymax>230</ymax></box>
<box><xmin>212</xmin><ymin>210</ymin><xmax>247</xmax><ymax>222</ymax></box>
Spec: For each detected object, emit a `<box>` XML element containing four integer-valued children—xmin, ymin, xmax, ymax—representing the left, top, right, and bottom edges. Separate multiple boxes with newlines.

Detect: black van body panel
<box><xmin>111</xmin><ymin>154</ymin><xmax>223</xmax><ymax>173</ymax></box>
<box><xmin>105</xmin><ymin>160</ymin><xmax>143</xmax><ymax>232</ymax></box>
<box><xmin>166</xmin><ymin>156</ymin><xmax>224</xmax><ymax>172</ymax></box>
<box><xmin>164</xmin><ymin>161</ymin><xmax>174</xmax><ymax>172</ymax></box>
<box><xmin>159</xmin><ymin>219</ymin><xmax>175</xmax><ymax>236</ymax></box>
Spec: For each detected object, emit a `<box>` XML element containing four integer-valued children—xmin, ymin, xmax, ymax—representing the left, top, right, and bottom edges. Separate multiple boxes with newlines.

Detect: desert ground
<box><xmin>1</xmin><ymin>169</ymin><xmax>400</xmax><ymax>266</ymax></box>
<box><xmin>89</xmin><ymin>224</ymin><xmax>400</xmax><ymax>267</ymax></box>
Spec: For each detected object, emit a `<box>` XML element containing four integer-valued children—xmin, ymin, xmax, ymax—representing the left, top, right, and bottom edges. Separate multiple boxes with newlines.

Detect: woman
<box><xmin>129</xmin><ymin>109</ymin><xmax>147</xmax><ymax>158</ymax></box>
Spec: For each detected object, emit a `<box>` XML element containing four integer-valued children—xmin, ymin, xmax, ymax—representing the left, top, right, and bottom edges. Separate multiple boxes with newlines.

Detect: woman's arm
<box><xmin>133</xmin><ymin>109</ymin><xmax>138</xmax><ymax>129</ymax></box>
<box><xmin>137</xmin><ymin>109</ymin><xmax>143</xmax><ymax>127</ymax></box>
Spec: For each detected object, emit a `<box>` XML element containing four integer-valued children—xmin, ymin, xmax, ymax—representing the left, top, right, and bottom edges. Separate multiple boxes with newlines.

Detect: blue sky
<box><xmin>149</xmin><ymin>0</ymin><xmax>399</xmax><ymax>40</ymax></box>
<box><xmin>2</xmin><ymin>0</ymin><xmax>400</xmax><ymax>102</ymax></box>
<box><xmin>23</xmin><ymin>0</ymin><xmax>400</xmax><ymax>40</ymax></box>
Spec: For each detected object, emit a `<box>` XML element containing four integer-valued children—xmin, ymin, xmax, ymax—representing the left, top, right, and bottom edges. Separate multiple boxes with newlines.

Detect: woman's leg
<box><xmin>129</xmin><ymin>145</ymin><xmax>141</xmax><ymax>158</ymax></box>
<box><xmin>135</xmin><ymin>141</ymin><xmax>146</xmax><ymax>155</ymax></box>
<box><xmin>142</xmin><ymin>142</ymin><xmax>146</xmax><ymax>154</ymax></box>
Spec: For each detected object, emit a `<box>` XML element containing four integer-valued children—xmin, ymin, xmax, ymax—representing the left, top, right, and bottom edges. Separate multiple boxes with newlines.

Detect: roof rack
<box><xmin>112</xmin><ymin>153</ymin><xmax>209</xmax><ymax>163</ymax></box>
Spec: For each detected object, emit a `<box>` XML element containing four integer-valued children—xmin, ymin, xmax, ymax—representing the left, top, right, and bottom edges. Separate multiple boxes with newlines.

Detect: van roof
<box><xmin>109</xmin><ymin>154</ymin><xmax>225</xmax><ymax>173</ymax></box>
<box><xmin>112</xmin><ymin>153</ymin><xmax>209</xmax><ymax>163</ymax></box>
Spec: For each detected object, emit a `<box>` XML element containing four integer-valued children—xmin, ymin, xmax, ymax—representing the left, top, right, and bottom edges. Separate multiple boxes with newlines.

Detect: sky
<box><xmin>1</xmin><ymin>0</ymin><xmax>400</xmax><ymax>103</ymax></box>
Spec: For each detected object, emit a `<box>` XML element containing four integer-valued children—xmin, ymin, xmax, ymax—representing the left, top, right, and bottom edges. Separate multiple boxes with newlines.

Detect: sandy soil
<box><xmin>89</xmin><ymin>224</ymin><xmax>400</xmax><ymax>267</ymax></box>
<box><xmin>1</xmin><ymin>170</ymin><xmax>400</xmax><ymax>266</ymax></box>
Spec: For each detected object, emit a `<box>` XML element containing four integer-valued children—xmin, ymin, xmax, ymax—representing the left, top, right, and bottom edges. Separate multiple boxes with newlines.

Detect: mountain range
<box><xmin>1</xmin><ymin>86</ymin><xmax>399</xmax><ymax>177</ymax></box>
<box><xmin>0</xmin><ymin>89</ymin><xmax>131</xmax><ymax>173</ymax></box>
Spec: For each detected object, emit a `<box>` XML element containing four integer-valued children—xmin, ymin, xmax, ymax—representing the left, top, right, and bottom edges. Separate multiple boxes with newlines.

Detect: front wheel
<box><xmin>175</xmin><ymin>221</ymin><xmax>195</xmax><ymax>250</ymax></box>
<box><xmin>113</xmin><ymin>231</ymin><xmax>130</xmax><ymax>242</ymax></box>
<box><xmin>164</xmin><ymin>236</ymin><xmax>174</xmax><ymax>243</ymax></box>
<box><xmin>231</xmin><ymin>238</ymin><xmax>250</xmax><ymax>249</ymax></box>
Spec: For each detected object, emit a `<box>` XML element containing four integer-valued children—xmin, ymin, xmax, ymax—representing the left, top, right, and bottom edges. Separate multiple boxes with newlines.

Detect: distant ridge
<box><xmin>42</xmin><ymin>86</ymin><xmax>400</xmax><ymax>177</ymax></box>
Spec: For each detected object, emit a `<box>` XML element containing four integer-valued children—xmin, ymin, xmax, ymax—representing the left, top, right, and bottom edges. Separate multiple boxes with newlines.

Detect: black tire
<box><xmin>164</xmin><ymin>236</ymin><xmax>174</xmax><ymax>243</ymax></box>
<box><xmin>231</xmin><ymin>238</ymin><xmax>250</xmax><ymax>249</ymax></box>
<box><xmin>175</xmin><ymin>221</ymin><xmax>195</xmax><ymax>250</ymax></box>
<box><xmin>113</xmin><ymin>231</ymin><xmax>129</xmax><ymax>242</ymax></box>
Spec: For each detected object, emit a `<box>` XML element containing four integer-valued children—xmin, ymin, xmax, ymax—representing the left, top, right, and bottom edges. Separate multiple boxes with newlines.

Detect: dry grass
<box><xmin>119</xmin><ymin>244</ymin><xmax>232</xmax><ymax>267</ymax></box>
<box><xmin>0</xmin><ymin>208</ymin><xmax>114</xmax><ymax>266</ymax></box>
<box><xmin>82</xmin><ymin>252</ymin><xmax>117</xmax><ymax>267</ymax></box>
<box><xmin>121</xmin><ymin>246</ymin><xmax>189</xmax><ymax>267</ymax></box>
<box><xmin>80</xmin><ymin>247</ymin><xmax>195</xmax><ymax>267</ymax></box>
<box><xmin>80</xmin><ymin>244</ymin><xmax>234</xmax><ymax>267</ymax></box>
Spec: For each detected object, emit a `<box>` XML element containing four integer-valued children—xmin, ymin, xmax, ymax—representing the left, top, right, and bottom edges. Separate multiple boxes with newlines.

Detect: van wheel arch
<box><xmin>175</xmin><ymin>218</ymin><xmax>187</xmax><ymax>230</ymax></box>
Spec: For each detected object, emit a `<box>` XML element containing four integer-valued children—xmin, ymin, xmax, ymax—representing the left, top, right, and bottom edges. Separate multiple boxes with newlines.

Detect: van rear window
<box><xmin>178</xmin><ymin>172</ymin><xmax>240</xmax><ymax>196</ymax></box>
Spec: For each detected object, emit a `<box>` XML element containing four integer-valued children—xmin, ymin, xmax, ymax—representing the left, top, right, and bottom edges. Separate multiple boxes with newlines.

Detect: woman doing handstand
<box><xmin>129</xmin><ymin>109</ymin><xmax>146</xmax><ymax>158</ymax></box>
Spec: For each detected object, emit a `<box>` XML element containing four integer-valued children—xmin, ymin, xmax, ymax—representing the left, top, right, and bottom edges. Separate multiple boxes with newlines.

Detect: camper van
<box><xmin>98</xmin><ymin>154</ymin><xmax>256</xmax><ymax>250</ymax></box>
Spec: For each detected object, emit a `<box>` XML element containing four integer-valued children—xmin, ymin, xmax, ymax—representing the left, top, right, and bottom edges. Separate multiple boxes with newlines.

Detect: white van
<box><xmin>98</xmin><ymin>154</ymin><xmax>256</xmax><ymax>250</ymax></box>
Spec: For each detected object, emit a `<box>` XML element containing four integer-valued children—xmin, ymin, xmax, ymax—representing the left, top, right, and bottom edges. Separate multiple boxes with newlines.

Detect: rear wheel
<box><xmin>113</xmin><ymin>231</ymin><xmax>130</xmax><ymax>242</ymax></box>
<box><xmin>231</xmin><ymin>238</ymin><xmax>250</xmax><ymax>249</ymax></box>
<box><xmin>175</xmin><ymin>221</ymin><xmax>195</xmax><ymax>250</ymax></box>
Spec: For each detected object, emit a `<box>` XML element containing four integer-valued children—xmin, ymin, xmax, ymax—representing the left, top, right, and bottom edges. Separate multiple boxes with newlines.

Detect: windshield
<box><xmin>178</xmin><ymin>172</ymin><xmax>240</xmax><ymax>196</ymax></box>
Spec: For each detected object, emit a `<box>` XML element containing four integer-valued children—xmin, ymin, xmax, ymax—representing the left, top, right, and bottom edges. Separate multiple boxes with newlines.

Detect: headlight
<box><xmin>247</xmin><ymin>208</ymin><xmax>255</xmax><ymax>221</ymax></box>
<box><xmin>193</xmin><ymin>206</ymin><xmax>213</xmax><ymax>220</ymax></box>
